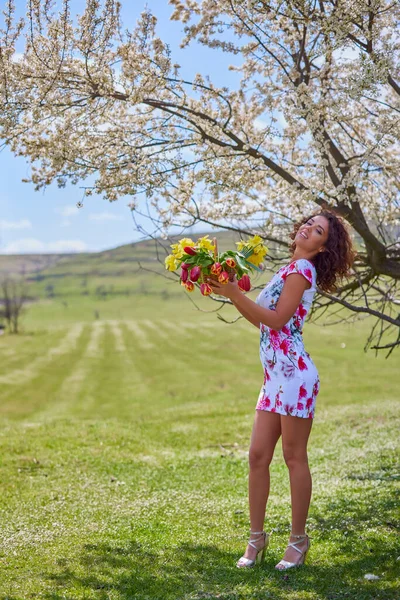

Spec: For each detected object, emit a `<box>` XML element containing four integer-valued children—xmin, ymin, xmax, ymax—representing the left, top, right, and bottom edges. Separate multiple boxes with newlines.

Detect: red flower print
<box><xmin>298</xmin><ymin>356</ymin><xmax>307</xmax><ymax>371</ymax></box>
<box><xmin>282</xmin><ymin>325</ymin><xmax>290</xmax><ymax>335</ymax></box>
<box><xmin>294</xmin><ymin>317</ymin><xmax>302</xmax><ymax>330</ymax></box>
<box><xmin>296</xmin><ymin>303</ymin><xmax>307</xmax><ymax>319</ymax></box>
<box><xmin>276</xmin><ymin>398</ymin><xmax>283</xmax><ymax>408</ymax></box>
<box><xmin>279</xmin><ymin>339</ymin><xmax>290</xmax><ymax>355</ymax></box>
<box><xmin>298</xmin><ymin>384</ymin><xmax>307</xmax><ymax>399</ymax></box>
<box><xmin>269</xmin><ymin>329</ymin><xmax>281</xmax><ymax>350</ymax></box>
<box><xmin>257</xmin><ymin>395</ymin><xmax>271</xmax><ymax>410</ymax></box>
<box><xmin>304</xmin><ymin>268</ymin><xmax>312</xmax><ymax>282</ymax></box>
<box><xmin>264</xmin><ymin>368</ymin><xmax>271</xmax><ymax>383</ymax></box>
<box><xmin>266</xmin><ymin>359</ymin><xmax>275</xmax><ymax>371</ymax></box>
<box><xmin>306</xmin><ymin>397</ymin><xmax>313</xmax><ymax>409</ymax></box>
<box><xmin>281</xmin><ymin>361</ymin><xmax>296</xmax><ymax>379</ymax></box>
<box><xmin>297</xmin><ymin>402</ymin><xmax>304</xmax><ymax>411</ymax></box>
<box><xmin>271</xmin><ymin>407</ymin><xmax>276</xmax><ymax>412</ymax></box>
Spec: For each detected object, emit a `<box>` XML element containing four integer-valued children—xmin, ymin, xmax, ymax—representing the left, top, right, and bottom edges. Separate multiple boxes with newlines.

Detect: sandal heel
<box><xmin>236</xmin><ymin>531</ymin><xmax>269</xmax><ymax>568</ymax></box>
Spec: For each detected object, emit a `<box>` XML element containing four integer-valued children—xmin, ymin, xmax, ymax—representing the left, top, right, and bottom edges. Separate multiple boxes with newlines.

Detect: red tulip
<box><xmin>181</xmin><ymin>262</ymin><xmax>190</xmax><ymax>270</ymax></box>
<box><xmin>190</xmin><ymin>266</ymin><xmax>201</xmax><ymax>282</ymax></box>
<box><xmin>225</xmin><ymin>257</ymin><xmax>236</xmax><ymax>268</ymax></box>
<box><xmin>180</xmin><ymin>268</ymin><xmax>188</xmax><ymax>282</ymax></box>
<box><xmin>218</xmin><ymin>271</ymin><xmax>229</xmax><ymax>284</ymax></box>
<box><xmin>184</xmin><ymin>281</ymin><xmax>195</xmax><ymax>292</ymax></box>
<box><xmin>200</xmin><ymin>283</ymin><xmax>213</xmax><ymax>296</ymax></box>
<box><xmin>210</xmin><ymin>262</ymin><xmax>222</xmax><ymax>276</ymax></box>
<box><xmin>183</xmin><ymin>246</ymin><xmax>197</xmax><ymax>256</ymax></box>
<box><xmin>238</xmin><ymin>274</ymin><xmax>251</xmax><ymax>292</ymax></box>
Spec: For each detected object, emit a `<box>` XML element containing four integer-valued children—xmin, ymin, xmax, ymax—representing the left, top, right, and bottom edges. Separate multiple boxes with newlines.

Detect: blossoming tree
<box><xmin>0</xmin><ymin>0</ymin><xmax>399</xmax><ymax>352</ymax></box>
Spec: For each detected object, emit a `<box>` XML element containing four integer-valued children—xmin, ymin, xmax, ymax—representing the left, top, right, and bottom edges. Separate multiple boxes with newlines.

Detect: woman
<box><xmin>207</xmin><ymin>209</ymin><xmax>355</xmax><ymax>570</ymax></box>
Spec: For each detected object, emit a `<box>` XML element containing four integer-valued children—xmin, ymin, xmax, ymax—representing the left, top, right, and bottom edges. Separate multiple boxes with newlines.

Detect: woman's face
<box><xmin>294</xmin><ymin>215</ymin><xmax>330</xmax><ymax>256</ymax></box>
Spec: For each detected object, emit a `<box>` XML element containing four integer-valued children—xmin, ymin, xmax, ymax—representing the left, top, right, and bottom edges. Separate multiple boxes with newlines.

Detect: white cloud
<box><xmin>12</xmin><ymin>52</ymin><xmax>23</xmax><ymax>63</ymax></box>
<box><xmin>56</xmin><ymin>204</ymin><xmax>81</xmax><ymax>217</ymax></box>
<box><xmin>0</xmin><ymin>219</ymin><xmax>32</xmax><ymax>230</ymax></box>
<box><xmin>1</xmin><ymin>238</ymin><xmax>88</xmax><ymax>254</ymax></box>
<box><xmin>254</xmin><ymin>117</ymin><xmax>269</xmax><ymax>131</ymax></box>
<box><xmin>333</xmin><ymin>46</ymin><xmax>360</xmax><ymax>62</ymax></box>
<box><xmin>89</xmin><ymin>212</ymin><xmax>124</xmax><ymax>222</ymax></box>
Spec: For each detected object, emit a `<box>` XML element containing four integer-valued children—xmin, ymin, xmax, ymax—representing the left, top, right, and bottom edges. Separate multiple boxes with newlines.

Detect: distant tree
<box><xmin>0</xmin><ymin>0</ymin><xmax>399</xmax><ymax>352</ymax></box>
<box><xmin>160</xmin><ymin>289</ymin><xmax>170</xmax><ymax>302</ymax></box>
<box><xmin>0</xmin><ymin>277</ymin><xmax>28</xmax><ymax>334</ymax></box>
<box><xmin>95</xmin><ymin>285</ymin><xmax>107</xmax><ymax>299</ymax></box>
<box><xmin>44</xmin><ymin>284</ymin><xmax>55</xmax><ymax>298</ymax></box>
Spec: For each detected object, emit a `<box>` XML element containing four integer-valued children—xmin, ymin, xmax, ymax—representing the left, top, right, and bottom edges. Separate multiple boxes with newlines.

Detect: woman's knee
<box><xmin>282</xmin><ymin>446</ymin><xmax>309</xmax><ymax>469</ymax></box>
<box><xmin>248</xmin><ymin>445</ymin><xmax>273</xmax><ymax>470</ymax></box>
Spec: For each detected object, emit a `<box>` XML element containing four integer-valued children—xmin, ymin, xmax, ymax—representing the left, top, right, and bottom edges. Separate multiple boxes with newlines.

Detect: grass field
<box><xmin>0</xmin><ymin>237</ymin><xmax>399</xmax><ymax>599</ymax></box>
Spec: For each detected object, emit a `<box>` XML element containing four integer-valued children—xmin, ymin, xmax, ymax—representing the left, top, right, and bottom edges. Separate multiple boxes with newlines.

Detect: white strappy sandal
<box><xmin>275</xmin><ymin>533</ymin><xmax>310</xmax><ymax>570</ymax></box>
<box><xmin>236</xmin><ymin>530</ymin><xmax>270</xmax><ymax>568</ymax></box>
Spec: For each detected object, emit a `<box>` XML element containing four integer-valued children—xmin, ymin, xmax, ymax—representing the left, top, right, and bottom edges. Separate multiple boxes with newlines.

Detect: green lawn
<box><xmin>0</xmin><ymin>293</ymin><xmax>398</xmax><ymax>599</ymax></box>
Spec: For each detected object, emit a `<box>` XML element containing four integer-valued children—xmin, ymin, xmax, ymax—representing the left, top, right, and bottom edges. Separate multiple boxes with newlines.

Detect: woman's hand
<box><xmin>206</xmin><ymin>276</ymin><xmax>241</xmax><ymax>300</ymax></box>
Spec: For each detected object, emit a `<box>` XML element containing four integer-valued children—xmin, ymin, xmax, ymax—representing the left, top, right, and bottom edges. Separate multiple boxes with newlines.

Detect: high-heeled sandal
<box><xmin>275</xmin><ymin>533</ymin><xmax>310</xmax><ymax>570</ymax></box>
<box><xmin>236</xmin><ymin>530</ymin><xmax>270</xmax><ymax>568</ymax></box>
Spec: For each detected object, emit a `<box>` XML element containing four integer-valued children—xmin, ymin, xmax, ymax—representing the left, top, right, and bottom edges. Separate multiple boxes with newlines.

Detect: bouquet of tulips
<box><xmin>164</xmin><ymin>234</ymin><xmax>268</xmax><ymax>296</ymax></box>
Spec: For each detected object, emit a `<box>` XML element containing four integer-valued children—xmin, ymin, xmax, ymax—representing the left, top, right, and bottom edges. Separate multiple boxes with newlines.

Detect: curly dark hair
<box><xmin>288</xmin><ymin>209</ymin><xmax>356</xmax><ymax>293</ymax></box>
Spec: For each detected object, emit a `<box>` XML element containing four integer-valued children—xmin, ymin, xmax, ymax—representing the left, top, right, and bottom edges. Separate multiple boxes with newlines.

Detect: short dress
<box><xmin>254</xmin><ymin>258</ymin><xmax>320</xmax><ymax>419</ymax></box>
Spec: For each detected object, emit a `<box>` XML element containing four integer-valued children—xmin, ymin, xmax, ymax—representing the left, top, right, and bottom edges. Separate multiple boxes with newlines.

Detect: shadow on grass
<box><xmin>3</xmin><ymin>459</ymin><xmax>397</xmax><ymax>600</ymax></box>
<box><xmin>36</xmin><ymin>527</ymin><xmax>397</xmax><ymax>600</ymax></box>
<box><xmin>38</xmin><ymin>471</ymin><xmax>398</xmax><ymax>600</ymax></box>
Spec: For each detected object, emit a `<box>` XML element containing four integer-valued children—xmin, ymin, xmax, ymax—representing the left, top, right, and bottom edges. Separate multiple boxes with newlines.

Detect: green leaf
<box><xmin>244</xmin><ymin>259</ymin><xmax>263</xmax><ymax>272</ymax></box>
<box><xmin>181</xmin><ymin>256</ymin><xmax>197</xmax><ymax>265</ymax></box>
<box><xmin>236</xmin><ymin>255</ymin><xmax>249</xmax><ymax>271</ymax></box>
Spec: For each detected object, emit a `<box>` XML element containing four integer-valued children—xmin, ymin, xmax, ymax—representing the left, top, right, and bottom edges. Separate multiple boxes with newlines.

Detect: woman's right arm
<box><xmin>230</xmin><ymin>298</ymin><xmax>261</xmax><ymax>329</ymax></box>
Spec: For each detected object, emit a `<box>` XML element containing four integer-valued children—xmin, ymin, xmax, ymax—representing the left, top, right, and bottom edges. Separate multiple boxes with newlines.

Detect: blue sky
<box><xmin>0</xmin><ymin>1</ymin><xmax>241</xmax><ymax>254</ymax></box>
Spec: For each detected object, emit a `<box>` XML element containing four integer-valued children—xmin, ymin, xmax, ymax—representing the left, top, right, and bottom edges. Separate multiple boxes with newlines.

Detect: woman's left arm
<box><xmin>208</xmin><ymin>274</ymin><xmax>309</xmax><ymax>331</ymax></box>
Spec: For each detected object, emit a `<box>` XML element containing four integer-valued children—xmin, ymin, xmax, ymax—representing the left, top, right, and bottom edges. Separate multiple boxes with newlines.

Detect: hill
<box><xmin>0</xmin><ymin>229</ymin><xmax>253</xmax><ymax>300</ymax></box>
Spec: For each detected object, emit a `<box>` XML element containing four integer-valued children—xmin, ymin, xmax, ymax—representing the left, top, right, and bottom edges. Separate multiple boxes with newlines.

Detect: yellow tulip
<box><xmin>247</xmin><ymin>253</ymin><xmax>263</xmax><ymax>266</ymax></box>
<box><xmin>165</xmin><ymin>254</ymin><xmax>179</xmax><ymax>271</ymax></box>
<box><xmin>248</xmin><ymin>235</ymin><xmax>264</xmax><ymax>248</ymax></box>
<box><xmin>170</xmin><ymin>243</ymin><xmax>185</xmax><ymax>259</ymax></box>
<box><xmin>178</xmin><ymin>237</ymin><xmax>195</xmax><ymax>249</ymax></box>
<box><xmin>197</xmin><ymin>235</ymin><xmax>215</xmax><ymax>252</ymax></box>
<box><xmin>253</xmin><ymin>244</ymin><xmax>268</xmax><ymax>256</ymax></box>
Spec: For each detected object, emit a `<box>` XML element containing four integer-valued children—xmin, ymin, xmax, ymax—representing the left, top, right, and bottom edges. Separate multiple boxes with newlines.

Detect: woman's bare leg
<box><xmin>242</xmin><ymin>410</ymin><xmax>282</xmax><ymax>561</ymax></box>
<box><xmin>278</xmin><ymin>414</ymin><xmax>313</xmax><ymax>565</ymax></box>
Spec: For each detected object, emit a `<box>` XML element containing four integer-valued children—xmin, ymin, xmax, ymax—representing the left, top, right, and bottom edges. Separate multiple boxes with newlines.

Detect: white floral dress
<box><xmin>255</xmin><ymin>258</ymin><xmax>320</xmax><ymax>419</ymax></box>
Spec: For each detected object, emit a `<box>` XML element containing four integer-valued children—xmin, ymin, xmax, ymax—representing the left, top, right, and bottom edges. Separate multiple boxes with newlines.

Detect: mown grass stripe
<box><xmin>85</xmin><ymin>320</ymin><xmax>105</xmax><ymax>358</ymax></box>
<box><xmin>107</xmin><ymin>319</ymin><xmax>126</xmax><ymax>352</ymax></box>
<box><xmin>0</xmin><ymin>323</ymin><xmax>85</xmax><ymax>385</ymax></box>
<box><xmin>124</xmin><ymin>320</ymin><xmax>155</xmax><ymax>349</ymax></box>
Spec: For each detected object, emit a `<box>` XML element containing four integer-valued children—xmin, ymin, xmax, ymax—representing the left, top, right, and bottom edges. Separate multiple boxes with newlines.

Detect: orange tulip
<box><xmin>210</xmin><ymin>262</ymin><xmax>222</xmax><ymax>275</ymax></box>
<box><xmin>218</xmin><ymin>271</ymin><xmax>229</xmax><ymax>284</ymax></box>
<box><xmin>200</xmin><ymin>283</ymin><xmax>213</xmax><ymax>296</ymax></box>
<box><xmin>184</xmin><ymin>281</ymin><xmax>195</xmax><ymax>292</ymax></box>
